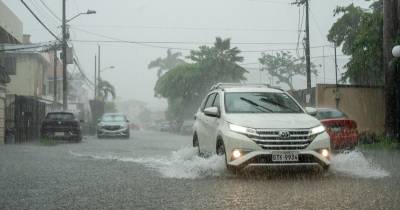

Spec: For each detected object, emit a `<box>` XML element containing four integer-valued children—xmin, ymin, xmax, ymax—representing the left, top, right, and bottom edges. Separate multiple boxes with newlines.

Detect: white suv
<box><xmin>193</xmin><ymin>83</ymin><xmax>330</xmax><ymax>172</ymax></box>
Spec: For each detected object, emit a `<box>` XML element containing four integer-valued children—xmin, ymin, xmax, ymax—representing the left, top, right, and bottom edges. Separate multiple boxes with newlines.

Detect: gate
<box><xmin>5</xmin><ymin>95</ymin><xmax>46</xmax><ymax>143</ymax></box>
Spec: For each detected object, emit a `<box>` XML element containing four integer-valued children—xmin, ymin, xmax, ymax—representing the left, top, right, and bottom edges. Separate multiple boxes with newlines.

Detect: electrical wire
<box><xmin>20</xmin><ymin>0</ymin><xmax>61</xmax><ymax>42</ymax></box>
<box><xmin>70</xmin><ymin>43</ymin><xmax>95</xmax><ymax>89</ymax></box>
<box><xmin>71</xmin><ymin>24</ymin><xmax>300</xmax><ymax>33</ymax></box>
<box><xmin>37</xmin><ymin>0</ymin><xmax>61</xmax><ymax>21</ymax></box>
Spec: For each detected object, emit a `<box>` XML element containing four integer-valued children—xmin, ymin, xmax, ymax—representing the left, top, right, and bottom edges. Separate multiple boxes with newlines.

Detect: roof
<box><xmin>103</xmin><ymin>113</ymin><xmax>125</xmax><ymax>116</ymax></box>
<box><xmin>209</xmin><ymin>83</ymin><xmax>284</xmax><ymax>93</ymax></box>
<box><xmin>223</xmin><ymin>87</ymin><xmax>283</xmax><ymax>93</ymax></box>
<box><xmin>47</xmin><ymin>111</ymin><xmax>74</xmax><ymax>115</ymax></box>
<box><xmin>316</xmin><ymin>107</ymin><xmax>339</xmax><ymax>111</ymax></box>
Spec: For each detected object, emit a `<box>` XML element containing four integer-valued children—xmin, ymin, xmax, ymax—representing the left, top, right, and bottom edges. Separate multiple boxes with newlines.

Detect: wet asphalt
<box><xmin>0</xmin><ymin>130</ymin><xmax>399</xmax><ymax>210</ymax></box>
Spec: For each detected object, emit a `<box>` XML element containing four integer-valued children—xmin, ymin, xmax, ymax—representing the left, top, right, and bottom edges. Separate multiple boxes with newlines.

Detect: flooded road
<box><xmin>0</xmin><ymin>130</ymin><xmax>399</xmax><ymax>209</ymax></box>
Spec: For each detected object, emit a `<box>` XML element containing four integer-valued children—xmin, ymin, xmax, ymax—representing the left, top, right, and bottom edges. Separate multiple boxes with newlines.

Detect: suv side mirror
<box><xmin>305</xmin><ymin>107</ymin><xmax>317</xmax><ymax>116</ymax></box>
<box><xmin>204</xmin><ymin>107</ymin><xmax>220</xmax><ymax>118</ymax></box>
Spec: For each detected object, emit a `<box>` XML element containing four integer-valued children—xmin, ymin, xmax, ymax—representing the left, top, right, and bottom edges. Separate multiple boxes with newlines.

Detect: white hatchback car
<box><xmin>193</xmin><ymin>83</ymin><xmax>331</xmax><ymax>172</ymax></box>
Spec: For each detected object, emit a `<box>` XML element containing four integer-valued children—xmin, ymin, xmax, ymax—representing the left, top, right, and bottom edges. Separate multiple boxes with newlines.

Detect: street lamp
<box><xmin>392</xmin><ymin>45</ymin><xmax>400</xmax><ymax>57</ymax></box>
<box><xmin>101</xmin><ymin>65</ymin><xmax>115</xmax><ymax>72</ymax></box>
<box><xmin>67</xmin><ymin>10</ymin><xmax>96</xmax><ymax>23</ymax></box>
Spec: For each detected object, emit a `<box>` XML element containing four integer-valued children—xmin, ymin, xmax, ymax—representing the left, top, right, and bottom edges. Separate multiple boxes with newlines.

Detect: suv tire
<box><xmin>193</xmin><ymin>134</ymin><xmax>201</xmax><ymax>156</ymax></box>
<box><xmin>216</xmin><ymin>139</ymin><xmax>239</xmax><ymax>174</ymax></box>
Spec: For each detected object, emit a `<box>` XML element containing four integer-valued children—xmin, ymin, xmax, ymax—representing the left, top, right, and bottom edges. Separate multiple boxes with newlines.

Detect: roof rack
<box><xmin>209</xmin><ymin>83</ymin><xmax>284</xmax><ymax>92</ymax></box>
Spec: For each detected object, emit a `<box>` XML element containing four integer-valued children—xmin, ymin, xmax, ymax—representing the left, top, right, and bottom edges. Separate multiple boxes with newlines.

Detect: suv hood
<box><xmin>224</xmin><ymin>113</ymin><xmax>321</xmax><ymax>129</ymax></box>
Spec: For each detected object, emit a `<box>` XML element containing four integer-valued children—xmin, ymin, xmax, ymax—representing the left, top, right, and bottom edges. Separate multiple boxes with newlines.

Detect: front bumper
<box><xmin>228</xmin><ymin>150</ymin><xmax>330</xmax><ymax>170</ymax></box>
<box><xmin>97</xmin><ymin>128</ymin><xmax>129</xmax><ymax>137</ymax></box>
<box><xmin>222</xmin><ymin>130</ymin><xmax>331</xmax><ymax>170</ymax></box>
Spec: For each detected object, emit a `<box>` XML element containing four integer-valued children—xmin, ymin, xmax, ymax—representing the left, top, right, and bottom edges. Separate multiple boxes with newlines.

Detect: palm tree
<box><xmin>97</xmin><ymin>80</ymin><xmax>116</xmax><ymax>101</ymax></box>
<box><xmin>148</xmin><ymin>49</ymin><xmax>185</xmax><ymax>78</ymax></box>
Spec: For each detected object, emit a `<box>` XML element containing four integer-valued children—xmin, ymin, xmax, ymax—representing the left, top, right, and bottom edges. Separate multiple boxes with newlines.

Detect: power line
<box><xmin>70</xmin><ymin>39</ymin><xmax>331</xmax><ymax>53</ymax></box>
<box><xmin>20</xmin><ymin>0</ymin><xmax>61</xmax><ymax>42</ymax></box>
<box><xmin>37</xmin><ymin>0</ymin><xmax>61</xmax><ymax>21</ymax></box>
<box><xmin>71</xmin><ymin>46</ymin><xmax>95</xmax><ymax>88</ymax></box>
<box><xmin>71</xmin><ymin>24</ymin><xmax>300</xmax><ymax>32</ymax></box>
<box><xmin>247</xmin><ymin>0</ymin><xmax>292</xmax><ymax>5</ymax></box>
<box><xmin>69</xmin><ymin>26</ymin><xmax>332</xmax><ymax>53</ymax></box>
<box><xmin>70</xmin><ymin>39</ymin><xmax>299</xmax><ymax>46</ymax></box>
<box><xmin>70</xmin><ymin>27</ymin><xmax>193</xmax><ymax>51</ymax></box>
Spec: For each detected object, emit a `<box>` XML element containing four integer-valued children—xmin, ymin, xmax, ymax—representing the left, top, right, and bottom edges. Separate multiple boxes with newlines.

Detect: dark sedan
<box><xmin>40</xmin><ymin>112</ymin><xmax>82</xmax><ymax>142</ymax></box>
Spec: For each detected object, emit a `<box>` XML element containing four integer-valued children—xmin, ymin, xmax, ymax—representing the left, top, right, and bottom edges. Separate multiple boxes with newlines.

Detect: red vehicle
<box><xmin>315</xmin><ymin>108</ymin><xmax>358</xmax><ymax>150</ymax></box>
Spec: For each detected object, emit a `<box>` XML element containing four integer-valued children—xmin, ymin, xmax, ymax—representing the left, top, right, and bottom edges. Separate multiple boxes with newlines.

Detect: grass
<box><xmin>359</xmin><ymin>135</ymin><xmax>400</xmax><ymax>150</ymax></box>
<box><xmin>40</xmin><ymin>138</ymin><xmax>57</xmax><ymax>146</ymax></box>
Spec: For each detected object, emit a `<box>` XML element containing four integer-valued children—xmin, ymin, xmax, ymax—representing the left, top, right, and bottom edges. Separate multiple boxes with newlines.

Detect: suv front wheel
<box><xmin>193</xmin><ymin>134</ymin><xmax>201</xmax><ymax>156</ymax></box>
<box><xmin>216</xmin><ymin>139</ymin><xmax>239</xmax><ymax>173</ymax></box>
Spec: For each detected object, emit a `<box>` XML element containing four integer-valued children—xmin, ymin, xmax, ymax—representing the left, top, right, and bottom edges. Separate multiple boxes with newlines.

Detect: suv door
<box><xmin>206</xmin><ymin>93</ymin><xmax>221</xmax><ymax>152</ymax></box>
<box><xmin>196</xmin><ymin>93</ymin><xmax>216</xmax><ymax>153</ymax></box>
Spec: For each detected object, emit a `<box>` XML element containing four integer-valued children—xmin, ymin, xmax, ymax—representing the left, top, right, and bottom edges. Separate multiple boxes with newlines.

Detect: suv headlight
<box><xmin>229</xmin><ymin>123</ymin><xmax>257</xmax><ymax>136</ymax></box>
<box><xmin>309</xmin><ymin>125</ymin><xmax>326</xmax><ymax>140</ymax></box>
<box><xmin>310</xmin><ymin>125</ymin><xmax>325</xmax><ymax>135</ymax></box>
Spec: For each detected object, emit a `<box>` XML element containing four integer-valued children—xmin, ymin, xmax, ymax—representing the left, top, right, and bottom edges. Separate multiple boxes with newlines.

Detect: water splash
<box><xmin>70</xmin><ymin>147</ymin><xmax>227</xmax><ymax>179</ymax></box>
<box><xmin>330</xmin><ymin>150</ymin><xmax>390</xmax><ymax>178</ymax></box>
<box><xmin>70</xmin><ymin>148</ymin><xmax>390</xmax><ymax>179</ymax></box>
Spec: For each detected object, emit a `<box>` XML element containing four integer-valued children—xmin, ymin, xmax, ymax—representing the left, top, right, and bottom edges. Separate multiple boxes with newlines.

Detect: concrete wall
<box><xmin>7</xmin><ymin>54</ymin><xmax>49</xmax><ymax>97</ymax></box>
<box><xmin>0</xmin><ymin>0</ymin><xmax>23</xmax><ymax>43</ymax></box>
<box><xmin>316</xmin><ymin>84</ymin><xmax>385</xmax><ymax>134</ymax></box>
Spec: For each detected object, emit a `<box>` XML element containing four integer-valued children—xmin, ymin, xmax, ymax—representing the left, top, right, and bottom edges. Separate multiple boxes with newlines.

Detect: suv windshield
<box><xmin>46</xmin><ymin>113</ymin><xmax>75</xmax><ymax>120</ymax></box>
<box><xmin>225</xmin><ymin>92</ymin><xmax>303</xmax><ymax>114</ymax></box>
<box><xmin>102</xmin><ymin>115</ymin><xmax>126</xmax><ymax>122</ymax></box>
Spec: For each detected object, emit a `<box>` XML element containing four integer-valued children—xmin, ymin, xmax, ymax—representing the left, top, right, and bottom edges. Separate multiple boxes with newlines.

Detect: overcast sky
<box><xmin>2</xmin><ymin>0</ymin><xmax>370</xmax><ymax>110</ymax></box>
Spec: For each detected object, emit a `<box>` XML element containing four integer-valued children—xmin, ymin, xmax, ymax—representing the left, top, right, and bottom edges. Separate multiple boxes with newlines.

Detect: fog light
<box><xmin>232</xmin><ymin>149</ymin><xmax>242</xmax><ymax>159</ymax></box>
<box><xmin>321</xmin><ymin>149</ymin><xmax>329</xmax><ymax>158</ymax></box>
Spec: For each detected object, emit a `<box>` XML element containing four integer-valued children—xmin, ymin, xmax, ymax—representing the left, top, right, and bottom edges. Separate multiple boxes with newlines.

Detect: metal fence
<box><xmin>5</xmin><ymin>95</ymin><xmax>46</xmax><ymax>143</ymax></box>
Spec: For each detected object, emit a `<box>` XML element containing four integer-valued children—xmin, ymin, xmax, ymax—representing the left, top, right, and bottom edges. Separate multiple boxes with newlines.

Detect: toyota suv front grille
<box><xmin>251</xmin><ymin>129</ymin><xmax>312</xmax><ymax>150</ymax></box>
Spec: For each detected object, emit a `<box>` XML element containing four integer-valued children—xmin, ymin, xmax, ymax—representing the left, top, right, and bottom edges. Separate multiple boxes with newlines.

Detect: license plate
<box><xmin>54</xmin><ymin>132</ymin><xmax>64</xmax><ymax>137</ymax></box>
<box><xmin>272</xmin><ymin>152</ymin><xmax>299</xmax><ymax>162</ymax></box>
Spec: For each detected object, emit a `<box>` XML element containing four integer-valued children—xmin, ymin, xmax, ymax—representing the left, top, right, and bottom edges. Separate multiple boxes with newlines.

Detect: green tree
<box><xmin>327</xmin><ymin>1</ymin><xmax>383</xmax><ymax>85</ymax></box>
<box><xmin>258</xmin><ymin>51</ymin><xmax>317</xmax><ymax>90</ymax></box>
<box><xmin>97</xmin><ymin>79</ymin><xmax>116</xmax><ymax>101</ymax></box>
<box><xmin>154</xmin><ymin>37</ymin><xmax>247</xmax><ymax>121</ymax></box>
<box><xmin>188</xmin><ymin>37</ymin><xmax>247</xmax><ymax>86</ymax></box>
<box><xmin>148</xmin><ymin>49</ymin><xmax>186</xmax><ymax>78</ymax></box>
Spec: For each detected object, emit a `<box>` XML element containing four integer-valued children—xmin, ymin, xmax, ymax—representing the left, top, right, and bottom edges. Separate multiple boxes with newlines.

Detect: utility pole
<box><xmin>304</xmin><ymin>0</ymin><xmax>311</xmax><ymax>104</ymax></box>
<box><xmin>383</xmin><ymin>0</ymin><xmax>399</xmax><ymax>137</ymax></box>
<box><xmin>334</xmin><ymin>42</ymin><xmax>339</xmax><ymax>108</ymax></box>
<box><xmin>334</xmin><ymin>43</ymin><xmax>338</xmax><ymax>86</ymax></box>
<box><xmin>322</xmin><ymin>46</ymin><xmax>326</xmax><ymax>83</ymax></box>
<box><xmin>94</xmin><ymin>55</ymin><xmax>97</xmax><ymax>99</ymax></box>
<box><xmin>53</xmin><ymin>46</ymin><xmax>57</xmax><ymax>103</ymax></box>
<box><xmin>97</xmin><ymin>45</ymin><xmax>101</xmax><ymax>98</ymax></box>
<box><xmin>61</xmin><ymin>0</ymin><xmax>67</xmax><ymax>110</ymax></box>
<box><xmin>294</xmin><ymin>0</ymin><xmax>312</xmax><ymax>104</ymax></box>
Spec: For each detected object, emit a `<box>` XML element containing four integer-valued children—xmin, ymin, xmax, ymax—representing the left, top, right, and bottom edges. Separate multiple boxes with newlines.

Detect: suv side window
<box><xmin>212</xmin><ymin>93</ymin><xmax>220</xmax><ymax>109</ymax></box>
<box><xmin>202</xmin><ymin>93</ymin><xmax>216</xmax><ymax>111</ymax></box>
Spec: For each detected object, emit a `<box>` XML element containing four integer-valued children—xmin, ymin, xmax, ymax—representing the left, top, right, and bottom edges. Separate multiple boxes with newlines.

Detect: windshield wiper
<box><xmin>240</xmin><ymin>97</ymin><xmax>273</xmax><ymax>113</ymax></box>
<box><xmin>259</xmin><ymin>97</ymin><xmax>299</xmax><ymax>113</ymax></box>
